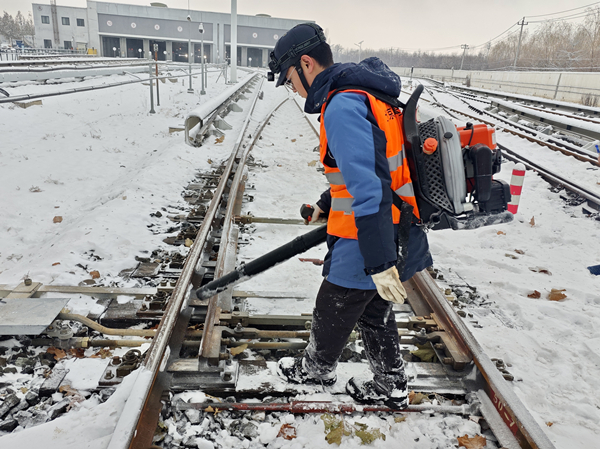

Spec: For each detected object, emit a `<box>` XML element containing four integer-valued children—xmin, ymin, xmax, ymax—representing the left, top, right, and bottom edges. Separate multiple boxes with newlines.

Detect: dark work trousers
<box><xmin>304</xmin><ymin>279</ymin><xmax>405</xmax><ymax>394</ymax></box>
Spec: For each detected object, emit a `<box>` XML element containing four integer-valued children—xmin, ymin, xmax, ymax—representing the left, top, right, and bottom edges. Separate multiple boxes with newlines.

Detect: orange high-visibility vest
<box><xmin>319</xmin><ymin>89</ymin><xmax>419</xmax><ymax>240</ymax></box>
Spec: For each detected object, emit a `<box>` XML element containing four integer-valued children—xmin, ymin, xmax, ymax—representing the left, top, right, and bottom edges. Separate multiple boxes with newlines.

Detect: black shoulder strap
<box><xmin>326</xmin><ymin>85</ymin><xmax>406</xmax><ymax>111</ymax></box>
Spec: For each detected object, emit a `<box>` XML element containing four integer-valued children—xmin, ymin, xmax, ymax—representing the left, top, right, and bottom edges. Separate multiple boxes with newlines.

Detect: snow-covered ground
<box><xmin>0</xmin><ymin>68</ymin><xmax>599</xmax><ymax>448</ymax></box>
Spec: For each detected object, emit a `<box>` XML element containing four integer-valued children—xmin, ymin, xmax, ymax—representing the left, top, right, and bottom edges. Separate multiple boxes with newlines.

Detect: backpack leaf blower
<box><xmin>403</xmin><ymin>85</ymin><xmax>513</xmax><ymax>230</ymax></box>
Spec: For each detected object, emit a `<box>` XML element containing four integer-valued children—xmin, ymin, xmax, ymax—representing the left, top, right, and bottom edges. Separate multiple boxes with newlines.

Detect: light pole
<box><xmin>153</xmin><ymin>43</ymin><xmax>160</xmax><ymax>106</ymax></box>
<box><xmin>199</xmin><ymin>22</ymin><xmax>206</xmax><ymax>95</ymax></box>
<box><xmin>355</xmin><ymin>40</ymin><xmax>363</xmax><ymax>62</ymax></box>
<box><xmin>231</xmin><ymin>0</ymin><xmax>237</xmax><ymax>83</ymax></box>
<box><xmin>187</xmin><ymin>14</ymin><xmax>193</xmax><ymax>93</ymax></box>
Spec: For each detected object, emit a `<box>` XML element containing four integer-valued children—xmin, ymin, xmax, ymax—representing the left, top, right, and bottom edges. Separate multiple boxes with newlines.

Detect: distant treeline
<box><xmin>331</xmin><ymin>7</ymin><xmax>600</xmax><ymax>72</ymax></box>
<box><xmin>0</xmin><ymin>11</ymin><xmax>35</xmax><ymax>44</ymax></box>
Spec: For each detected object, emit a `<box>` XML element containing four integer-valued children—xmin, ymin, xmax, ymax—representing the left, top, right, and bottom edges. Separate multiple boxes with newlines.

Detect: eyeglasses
<box><xmin>284</xmin><ymin>70</ymin><xmax>294</xmax><ymax>88</ymax></box>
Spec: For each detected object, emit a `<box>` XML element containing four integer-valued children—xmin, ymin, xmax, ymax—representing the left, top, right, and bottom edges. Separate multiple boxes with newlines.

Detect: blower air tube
<box><xmin>196</xmin><ymin>224</ymin><xmax>328</xmax><ymax>300</ymax></box>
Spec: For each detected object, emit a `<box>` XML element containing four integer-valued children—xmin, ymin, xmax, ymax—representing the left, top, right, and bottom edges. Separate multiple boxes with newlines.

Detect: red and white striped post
<box><xmin>507</xmin><ymin>163</ymin><xmax>526</xmax><ymax>214</ymax></box>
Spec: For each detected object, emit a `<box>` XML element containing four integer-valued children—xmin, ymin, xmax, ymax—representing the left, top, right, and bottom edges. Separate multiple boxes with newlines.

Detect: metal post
<box><xmin>354</xmin><ymin>40</ymin><xmax>363</xmax><ymax>63</ymax></box>
<box><xmin>187</xmin><ymin>15</ymin><xmax>193</xmax><ymax>93</ymax></box>
<box><xmin>154</xmin><ymin>43</ymin><xmax>160</xmax><ymax>106</ymax></box>
<box><xmin>199</xmin><ymin>23</ymin><xmax>206</xmax><ymax>95</ymax></box>
<box><xmin>230</xmin><ymin>0</ymin><xmax>237</xmax><ymax>83</ymax></box>
<box><xmin>149</xmin><ymin>63</ymin><xmax>155</xmax><ymax>114</ymax></box>
<box><xmin>513</xmin><ymin>17</ymin><xmax>528</xmax><ymax>69</ymax></box>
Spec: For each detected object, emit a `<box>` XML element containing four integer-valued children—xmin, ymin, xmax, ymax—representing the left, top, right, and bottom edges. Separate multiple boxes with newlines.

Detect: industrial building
<box><xmin>31</xmin><ymin>1</ymin><xmax>310</xmax><ymax>66</ymax></box>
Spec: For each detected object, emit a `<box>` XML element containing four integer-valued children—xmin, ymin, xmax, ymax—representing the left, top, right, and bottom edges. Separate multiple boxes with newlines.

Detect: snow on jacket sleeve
<box><xmin>323</xmin><ymin>92</ymin><xmax>397</xmax><ymax>273</ymax></box>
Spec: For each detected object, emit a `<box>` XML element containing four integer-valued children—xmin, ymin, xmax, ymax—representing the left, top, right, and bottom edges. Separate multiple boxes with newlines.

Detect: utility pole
<box><xmin>513</xmin><ymin>17</ymin><xmax>528</xmax><ymax>69</ymax></box>
<box><xmin>460</xmin><ymin>44</ymin><xmax>469</xmax><ymax>70</ymax></box>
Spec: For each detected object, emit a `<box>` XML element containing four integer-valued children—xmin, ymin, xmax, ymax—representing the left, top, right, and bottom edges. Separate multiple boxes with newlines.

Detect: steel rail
<box><xmin>490</xmin><ymin>100</ymin><xmax>600</xmax><ymax>142</ymax></box>
<box><xmin>424</xmin><ymin>91</ymin><xmax>600</xmax><ymax>167</ymax></box>
<box><xmin>200</xmin><ymin>95</ymin><xmax>294</xmax><ymax>359</ymax></box>
<box><xmin>413</xmin><ymin>272</ymin><xmax>556</xmax><ymax>449</ymax></box>
<box><xmin>448</xmin><ymin>83</ymin><xmax>600</xmax><ymax>117</ymax></box>
<box><xmin>105</xmin><ymin>73</ymin><xmax>261</xmax><ymax>449</ymax></box>
<box><xmin>0</xmin><ymin>60</ymin><xmax>152</xmax><ymax>74</ymax></box>
<box><xmin>0</xmin><ymin>68</ymin><xmax>209</xmax><ymax>104</ymax></box>
<box><xmin>418</xmin><ymin>80</ymin><xmax>600</xmax><ymax>165</ymax></box>
<box><xmin>498</xmin><ymin>143</ymin><xmax>600</xmax><ymax>209</ymax></box>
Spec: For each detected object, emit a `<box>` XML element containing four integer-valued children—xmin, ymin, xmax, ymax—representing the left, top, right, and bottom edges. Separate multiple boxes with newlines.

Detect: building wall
<box><xmin>33</xmin><ymin>3</ymin><xmax>90</xmax><ymax>49</ymax></box>
<box><xmin>31</xmin><ymin>1</ymin><xmax>309</xmax><ymax>65</ymax></box>
<box><xmin>393</xmin><ymin>67</ymin><xmax>600</xmax><ymax>105</ymax></box>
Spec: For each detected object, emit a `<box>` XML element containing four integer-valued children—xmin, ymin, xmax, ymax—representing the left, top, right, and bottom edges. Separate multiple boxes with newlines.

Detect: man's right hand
<box><xmin>303</xmin><ymin>204</ymin><xmax>326</xmax><ymax>225</ymax></box>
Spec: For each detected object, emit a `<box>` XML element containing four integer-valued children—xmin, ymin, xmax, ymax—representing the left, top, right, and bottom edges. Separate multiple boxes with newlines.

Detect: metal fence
<box><xmin>0</xmin><ymin>48</ymin><xmax>88</xmax><ymax>62</ymax></box>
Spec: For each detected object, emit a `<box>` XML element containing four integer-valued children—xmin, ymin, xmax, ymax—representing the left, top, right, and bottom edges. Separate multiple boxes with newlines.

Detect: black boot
<box><xmin>277</xmin><ymin>357</ymin><xmax>337</xmax><ymax>386</ymax></box>
<box><xmin>346</xmin><ymin>376</ymin><xmax>408</xmax><ymax>409</ymax></box>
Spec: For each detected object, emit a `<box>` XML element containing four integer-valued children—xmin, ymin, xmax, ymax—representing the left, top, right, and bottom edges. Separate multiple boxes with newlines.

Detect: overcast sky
<box><xmin>3</xmin><ymin>0</ymin><xmax>599</xmax><ymax>53</ymax></box>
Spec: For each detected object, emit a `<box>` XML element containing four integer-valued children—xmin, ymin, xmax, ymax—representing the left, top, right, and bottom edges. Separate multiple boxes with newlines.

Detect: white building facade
<box><xmin>32</xmin><ymin>1</ymin><xmax>310</xmax><ymax>66</ymax></box>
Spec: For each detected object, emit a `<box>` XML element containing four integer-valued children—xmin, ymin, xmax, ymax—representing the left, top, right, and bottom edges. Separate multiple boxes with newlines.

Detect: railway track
<box><xmin>2</xmin><ymin>72</ymin><xmax>589</xmax><ymax>448</ymax></box>
<box><xmin>417</xmin><ymin>79</ymin><xmax>600</xmax><ymax>166</ymax></box>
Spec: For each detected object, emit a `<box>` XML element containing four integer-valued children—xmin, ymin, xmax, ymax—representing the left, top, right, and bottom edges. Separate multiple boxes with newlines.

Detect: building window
<box><xmin>77</xmin><ymin>18</ymin><xmax>84</xmax><ymax>27</ymax></box>
<box><xmin>44</xmin><ymin>39</ymin><xmax>52</xmax><ymax>48</ymax></box>
<box><xmin>41</xmin><ymin>15</ymin><xmax>50</xmax><ymax>24</ymax></box>
<box><xmin>64</xmin><ymin>41</ymin><xmax>72</xmax><ymax>49</ymax></box>
<box><xmin>61</xmin><ymin>17</ymin><xmax>70</xmax><ymax>26</ymax></box>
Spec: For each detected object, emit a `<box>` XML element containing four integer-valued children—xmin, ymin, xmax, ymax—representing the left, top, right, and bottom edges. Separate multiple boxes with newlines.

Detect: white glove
<box><xmin>304</xmin><ymin>204</ymin><xmax>326</xmax><ymax>225</ymax></box>
<box><xmin>371</xmin><ymin>266</ymin><xmax>407</xmax><ymax>304</ymax></box>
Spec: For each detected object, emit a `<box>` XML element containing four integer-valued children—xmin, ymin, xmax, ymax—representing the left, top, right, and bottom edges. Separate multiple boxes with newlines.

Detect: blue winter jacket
<box><xmin>306</xmin><ymin>58</ymin><xmax>432</xmax><ymax>289</ymax></box>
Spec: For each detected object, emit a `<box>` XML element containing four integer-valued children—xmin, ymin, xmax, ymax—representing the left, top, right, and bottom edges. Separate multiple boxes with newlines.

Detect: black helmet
<box><xmin>269</xmin><ymin>23</ymin><xmax>326</xmax><ymax>87</ymax></box>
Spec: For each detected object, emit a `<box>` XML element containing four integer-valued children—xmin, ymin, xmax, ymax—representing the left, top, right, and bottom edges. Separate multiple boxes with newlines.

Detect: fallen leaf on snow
<box><xmin>457</xmin><ymin>434</ymin><xmax>487</xmax><ymax>449</ymax></box>
<box><xmin>394</xmin><ymin>416</ymin><xmax>406</xmax><ymax>423</ymax></box>
<box><xmin>529</xmin><ymin>267</ymin><xmax>552</xmax><ymax>275</ymax></box>
<box><xmin>229</xmin><ymin>344</ymin><xmax>248</xmax><ymax>356</ymax></box>
<box><xmin>529</xmin><ymin>216</ymin><xmax>536</xmax><ymax>227</ymax></box>
<box><xmin>505</xmin><ymin>253</ymin><xmax>518</xmax><ymax>259</ymax></box>
<box><xmin>548</xmin><ymin>289</ymin><xmax>567</xmax><ymax>301</ymax></box>
<box><xmin>184</xmin><ymin>238</ymin><xmax>194</xmax><ymax>247</ymax></box>
<box><xmin>527</xmin><ymin>291</ymin><xmax>541</xmax><ymax>299</ymax></box>
<box><xmin>47</xmin><ymin>347</ymin><xmax>67</xmax><ymax>360</ymax></box>
<box><xmin>514</xmin><ymin>249</ymin><xmax>525</xmax><ymax>254</ymax></box>
<box><xmin>277</xmin><ymin>423</ymin><xmax>297</xmax><ymax>440</ymax></box>
<box><xmin>409</xmin><ymin>392</ymin><xmax>429</xmax><ymax>405</ymax></box>
<box><xmin>546</xmin><ymin>421</ymin><xmax>554</xmax><ymax>427</ymax></box>
<box><xmin>53</xmin><ymin>216</ymin><xmax>63</xmax><ymax>223</ymax></box>
<box><xmin>307</xmin><ymin>160</ymin><xmax>318</xmax><ymax>167</ymax></box>
<box><xmin>90</xmin><ymin>348</ymin><xmax>113</xmax><ymax>359</ymax></box>
<box><xmin>291</xmin><ymin>139</ymin><xmax>297</xmax><ymax>142</ymax></box>
<box><xmin>215</xmin><ymin>135</ymin><xmax>225</xmax><ymax>144</ymax></box>
<box><xmin>89</xmin><ymin>270</ymin><xmax>100</xmax><ymax>279</ymax></box>
<box><xmin>52</xmin><ymin>262</ymin><xmax>61</xmax><ymax>266</ymax></box>
<box><xmin>496</xmin><ymin>231</ymin><xmax>505</xmax><ymax>235</ymax></box>
<box><xmin>69</xmin><ymin>348</ymin><xmax>85</xmax><ymax>358</ymax></box>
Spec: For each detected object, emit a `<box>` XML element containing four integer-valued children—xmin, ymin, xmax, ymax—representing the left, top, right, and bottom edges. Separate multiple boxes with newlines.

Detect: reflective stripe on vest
<box><xmin>395</xmin><ymin>182</ymin><xmax>414</xmax><ymax>198</ymax></box>
<box><xmin>325</xmin><ymin>171</ymin><xmax>345</xmax><ymax>186</ymax></box>
<box><xmin>388</xmin><ymin>145</ymin><xmax>405</xmax><ymax>172</ymax></box>
<box><xmin>331</xmin><ymin>197</ymin><xmax>354</xmax><ymax>215</ymax></box>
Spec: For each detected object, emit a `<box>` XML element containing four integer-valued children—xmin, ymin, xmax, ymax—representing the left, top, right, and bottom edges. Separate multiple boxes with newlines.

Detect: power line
<box><xmin>529</xmin><ymin>9</ymin><xmax>598</xmax><ymax>23</ymax></box>
<box><xmin>526</xmin><ymin>1</ymin><xmax>600</xmax><ymax>18</ymax></box>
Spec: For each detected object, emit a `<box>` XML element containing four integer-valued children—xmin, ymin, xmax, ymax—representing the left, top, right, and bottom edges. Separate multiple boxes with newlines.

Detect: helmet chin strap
<box><xmin>295</xmin><ymin>62</ymin><xmax>311</xmax><ymax>94</ymax></box>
